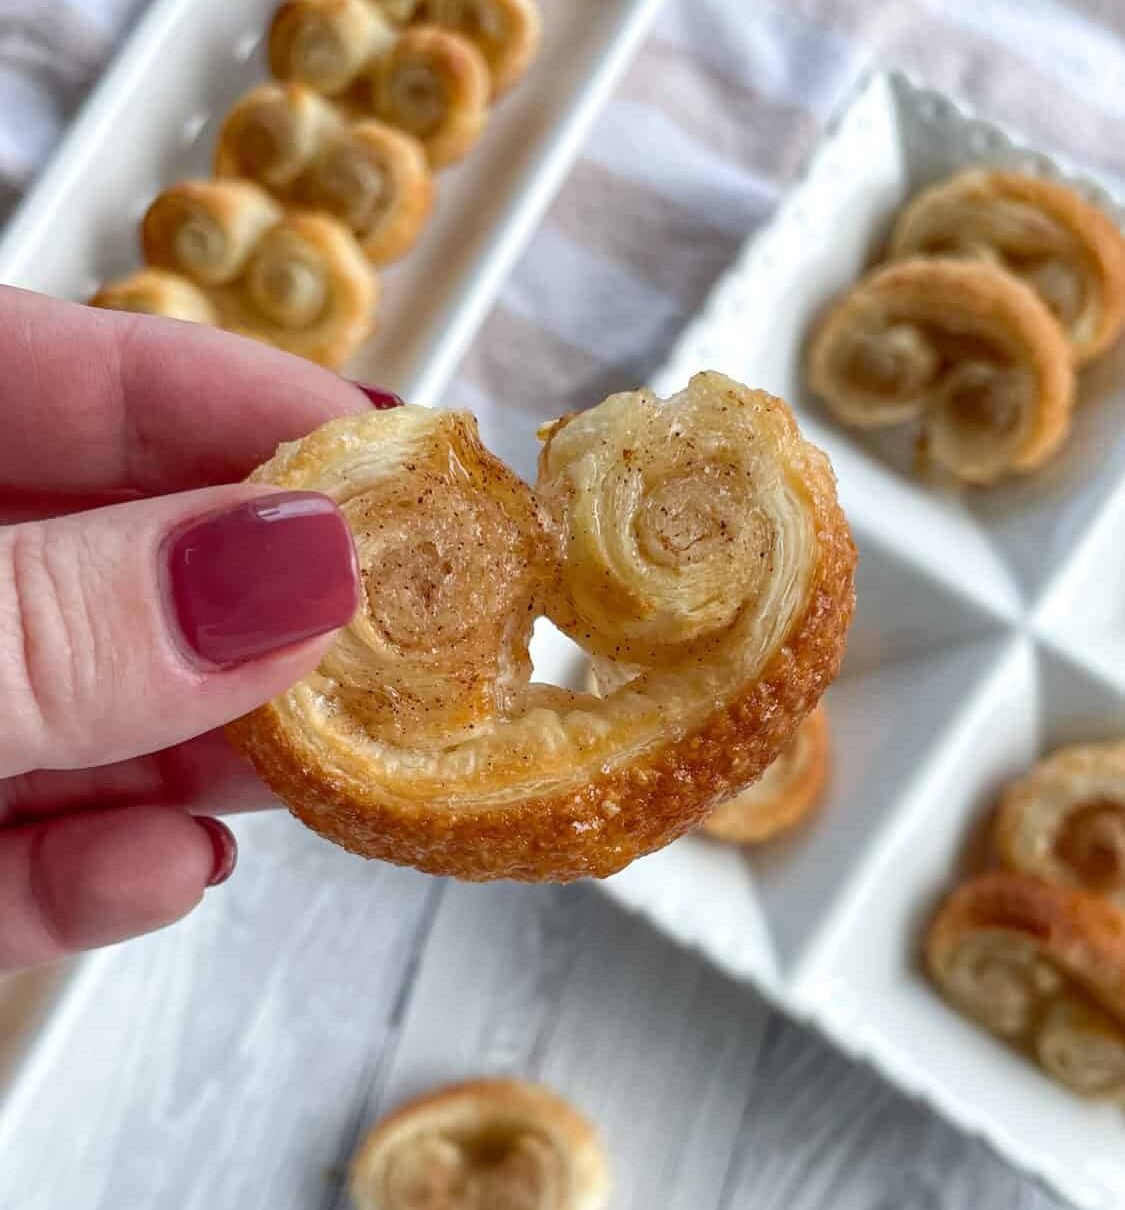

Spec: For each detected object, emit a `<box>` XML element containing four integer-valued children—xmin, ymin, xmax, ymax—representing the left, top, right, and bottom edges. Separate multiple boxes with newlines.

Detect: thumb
<box><xmin>0</xmin><ymin>486</ymin><xmax>358</xmax><ymax>778</ymax></box>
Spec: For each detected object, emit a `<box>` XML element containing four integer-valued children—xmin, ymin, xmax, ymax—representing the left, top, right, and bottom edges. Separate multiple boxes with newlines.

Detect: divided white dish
<box><xmin>560</xmin><ymin>69</ymin><xmax>1125</xmax><ymax>1210</ymax></box>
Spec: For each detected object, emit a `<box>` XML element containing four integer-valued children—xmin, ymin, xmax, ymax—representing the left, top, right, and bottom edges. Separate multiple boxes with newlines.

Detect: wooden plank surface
<box><xmin>0</xmin><ymin>813</ymin><xmax>1069</xmax><ymax>1209</ymax></box>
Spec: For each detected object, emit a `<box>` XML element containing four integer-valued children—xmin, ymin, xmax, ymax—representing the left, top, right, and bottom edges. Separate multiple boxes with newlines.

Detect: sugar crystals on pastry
<box><xmin>890</xmin><ymin>170</ymin><xmax>1125</xmax><ymax>367</ymax></box>
<box><xmin>226</xmin><ymin>372</ymin><xmax>856</xmax><ymax>882</ymax></box>
<box><xmin>927</xmin><ymin>871</ymin><xmax>1125</xmax><ymax>1098</ymax></box>
<box><xmin>422</xmin><ymin>0</ymin><xmax>541</xmax><ymax>97</ymax></box>
<box><xmin>217</xmin><ymin>83</ymin><xmax>434</xmax><ymax>266</ymax></box>
<box><xmin>701</xmin><ymin>705</ymin><xmax>830</xmax><ymax>845</ymax></box>
<box><xmin>995</xmin><ymin>740</ymin><xmax>1125</xmax><ymax>906</ymax></box>
<box><xmin>350</xmin><ymin>1079</ymin><xmax>611</xmax><ymax>1210</ymax></box>
<box><xmin>808</xmin><ymin>258</ymin><xmax>1075</xmax><ymax>484</ymax></box>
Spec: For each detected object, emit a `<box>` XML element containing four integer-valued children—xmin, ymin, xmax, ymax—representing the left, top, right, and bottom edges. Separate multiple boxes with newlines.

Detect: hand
<box><xmin>0</xmin><ymin>287</ymin><xmax>384</xmax><ymax>971</ymax></box>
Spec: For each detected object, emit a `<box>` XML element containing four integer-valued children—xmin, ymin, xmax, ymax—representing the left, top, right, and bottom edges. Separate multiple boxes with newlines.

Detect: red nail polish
<box><xmin>350</xmin><ymin>381</ymin><xmax>404</xmax><ymax>410</ymax></box>
<box><xmin>166</xmin><ymin>492</ymin><xmax>359</xmax><ymax>666</ymax></box>
<box><xmin>196</xmin><ymin>816</ymin><xmax>238</xmax><ymax>887</ymax></box>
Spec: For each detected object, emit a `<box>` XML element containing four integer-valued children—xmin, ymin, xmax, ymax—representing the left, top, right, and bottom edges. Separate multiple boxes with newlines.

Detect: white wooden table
<box><xmin>0</xmin><ymin>810</ymin><xmax>1067</xmax><ymax>1210</ymax></box>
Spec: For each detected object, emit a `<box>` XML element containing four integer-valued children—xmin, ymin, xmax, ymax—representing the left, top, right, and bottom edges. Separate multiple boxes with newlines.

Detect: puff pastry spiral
<box><xmin>809</xmin><ymin>259</ymin><xmax>1074</xmax><ymax>484</ymax></box>
<box><xmin>94</xmin><ymin>179</ymin><xmax>377</xmax><ymax>368</ymax></box>
<box><xmin>217</xmin><ymin>84</ymin><xmax>434</xmax><ymax>266</ymax></box>
<box><xmin>996</xmin><ymin>741</ymin><xmax>1125</xmax><ymax>906</ymax></box>
<box><xmin>370</xmin><ymin>25</ymin><xmax>490</xmax><ymax>168</ymax></box>
<box><xmin>700</xmin><ymin>704</ymin><xmax>829</xmax><ymax>845</ymax></box>
<box><xmin>422</xmin><ymin>0</ymin><xmax>541</xmax><ymax>97</ymax></box>
<box><xmin>226</xmin><ymin>372</ymin><xmax>856</xmax><ymax>881</ymax></box>
<box><xmin>89</xmin><ymin>268</ymin><xmax>218</xmax><ymax>325</ymax></box>
<box><xmin>927</xmin><ymin>871</ymin><xmax>1125</xmax><ymax>1099</ymax></box>
<box><xmin>890</xmin><ymin>170</ymin><xmax>1125</xmax><ymax>366</ymax></box>
<box><xmin>350</xmin><ymin>1080</ymin><xmax>610</xmax><ymax>1210</ymax></box>
<box><xmin>269</xmin><ymin>0</ymin><xmax>399</xmax><ymax>97</ymax></box>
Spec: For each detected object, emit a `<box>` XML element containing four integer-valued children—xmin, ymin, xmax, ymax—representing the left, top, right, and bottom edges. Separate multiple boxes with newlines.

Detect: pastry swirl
<box><xmin>700</xmin><ymin>704</ymin><xmax>829</xmax><ymax>845</ymax></box>
<box><xmin>269</xmin><ymin>0</ymin><xmax>398</xmax><ymax>97</ymax></box>
<box><xmin>89</xmin><ymin>268</ymin><xmax>219</xmax><ymax>325</ymax></box>
<box><xmin>92</xmin><ymin>181</ymin><xmax>377</xmax><ymax>368</ymax></box>
<box><xmin>226</xmin><ymin>372</ymin><xmax>856</xmax><ymax>881</ymax></box>
<box><xmin>996</xmin><ymin>741</ymin><xmax>1125</xmax><ymax>906</ymax></box>
<box><xmin>808</xmin><ymin>259</ymin><xmax>1074</xmax><ymax>484</ymax></box>
<box><xmin>889</xmin><ymin>170</ymin><xmax>1125</xmax><ymax>366</ymax></box>
<box><xmin>141</xmin><ymin>179</ymin><xmax>284</xmax><ymax>286</ymax></box>
<box><xmin>350</xmin><ymin>1080</ymin><xmax>611</xmax><ymax>1210</ymax></box>
<box><xmin>217</xmin><ymin>84</ymin><xmax>434</xmax><ymax>266</ymax></box>
<box><xmin>927</xmin><ymin>872</ymin><xmax>1125</xmax><ymax>1097</ymax></box>
<box><xmin>370</xmin><ymin>25</ymin><xmax>490</xmax><ymax>168</ymax></box>
<box><xmin>422</xmin><ymin>0</ymin><xmax>541</xmax><ymax>97</ymax></box>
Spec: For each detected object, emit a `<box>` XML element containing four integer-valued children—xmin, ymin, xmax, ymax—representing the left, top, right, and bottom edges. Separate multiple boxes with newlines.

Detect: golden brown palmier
<box><xmin>88</xmin><ymin>268</ymin><xmax>219</xmax><ymax>325</ymax></box>
<box><xmin>701</xmin><ymin>705</ymin><xmax>830</xmax><ymax>844</ymax></box>
<box><xmin>96</xmin><ymin>181</ymin><xmax>377</xmax><ymax>368</ymax></box>
<box><xmin>226</xmin><ymin>372</ymin><xmax>856</xmax><ymax>881</ymax></box>
<box><xmin>422</xmin><ymin>0</ymin><xmax>541</xmax><ymax>97</ymax></box>
<box><xmin>269</xmin><ymin>0</ymin><xmax>398</xmax><ymax>97</ymax></box>
<box><xmin>350</xmin><ymin>1080</ymin><xmax>610</xmax><ymax>1210</ymax></box>
<box><xmin>370</xmin><ymin>25</ymin><xmax>490</xmax><ymax>168</ymax></box>
<box><xmin>927</xmin><ymin>872</ymin><xmax>1125</xmax><ymax>1098</ymax></box>
<box><xmin>996</xmin><ymin>741</ymin><xmax>1125</xmax><ymax>906</ymax></box>
<box><xmin>890</xmin><ymin>170</ymin><xmax>1125</xmax><ymax>366</ymax></box>
<box><xmin>217</xmin><ymin>83</ymin><xmax>434</xmax><ymax>266</ymax></box>
<box><xmin>808</xmin><ymin>259</ymin><xmax>1074</xmax><ymax>484</ymax></box>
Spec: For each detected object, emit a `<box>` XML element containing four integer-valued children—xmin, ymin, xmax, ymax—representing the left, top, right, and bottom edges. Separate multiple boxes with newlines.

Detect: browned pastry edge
<box><xmin>227</xmin><ymin>385</ymin><xmax>856</xmax><ymax>882</ymax></box>
<box><xmin>927</xmin><ymin>871</ymin><xmax>1125</xmax><ymax>1026</ymax></box>
<box><xmin>890</xmin><ymin>169</ymin><xmax>1125</xmax><ymax>367</ymax></box>
<box><xmin>700</xmin><ymin>704</ymin><xmax>830</xmax><ymax>845</ymax></box>
<box><xmin>423</xmin><ymin>0</ymin><xmax>542</xmax><ymax>98</ymax></box>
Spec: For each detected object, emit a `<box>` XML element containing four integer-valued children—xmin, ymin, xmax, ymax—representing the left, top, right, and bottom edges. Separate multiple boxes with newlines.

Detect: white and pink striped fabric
<box><xmin>1</xmin><ymin>0</ymin><xmax>1123</xmax><ymax>451</ymax></box>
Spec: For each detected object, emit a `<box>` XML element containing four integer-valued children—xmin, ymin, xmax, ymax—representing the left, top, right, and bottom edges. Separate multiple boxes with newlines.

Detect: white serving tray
<box><xmin>556</xmin><ymin>69</ymin><xmax>1125</xmax><ymax>1210</ymax></box>
<box><xmin>0</xmin><ymin>0</ymin><xmax>665</xmax><ymax>406</ymax></box>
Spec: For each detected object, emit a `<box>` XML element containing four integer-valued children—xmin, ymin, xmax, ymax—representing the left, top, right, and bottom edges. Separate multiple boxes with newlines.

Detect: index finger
<box><xmin>0</xmin><ymin>286</ymin><xmax>373</xmax><ymax>494</ymax></box>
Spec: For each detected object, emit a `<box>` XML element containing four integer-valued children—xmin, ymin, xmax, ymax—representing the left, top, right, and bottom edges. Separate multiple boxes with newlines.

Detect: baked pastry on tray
<box><xmin>216</xmin><ymin>83</ymin><xmax>434</xmax><ymax>266</ymax></box>
<box><xmin>995</xmin><ymin>740</ymin><xmax>1125</xmax><ymax>906</ymax></box>
<box><xmin>350</xmin><ymin>1079</ymin><xmax>610</xmax><ymax>1210</ymax></box>
<box><xmin>92</xmin><ymin>178</ymin><xmax>377</xmax><ymax>368</ymax></box>
<box><xmin>226</xmin><ymin>372</ymin><xmax>857</xmax><ymax>881</ymax></box>
<box><xmin>927</xmin><ymin>871</ymin><xmax>1125</xmax><ymax>1100</ymax></box>
<box><xmin>889</xmin><ymin>169</ymin><xmax>1125</xmax><ymax>367</ymax></box>
<box><xmin>808</xmin><ymin>258</ymin><xmax>1075</xmax><ymax>484</ymax></box>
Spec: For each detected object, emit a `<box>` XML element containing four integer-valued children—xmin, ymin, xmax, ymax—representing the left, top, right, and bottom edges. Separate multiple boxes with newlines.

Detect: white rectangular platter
<box><xmin>561</xmin><ymin>69</ymin><xmax>1125</xmax><ymax>1210</ymax></box>
<box><xmin>0</xmin><ymin>0</ymin><xmax>665</xmax><ymax>406</ymax></box>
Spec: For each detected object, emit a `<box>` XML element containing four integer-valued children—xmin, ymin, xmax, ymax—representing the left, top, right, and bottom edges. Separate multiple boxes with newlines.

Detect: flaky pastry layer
<box><xmin>226</xmin><ymin>373</ymin><xmax>856</xmax><ymax>881</ymax></box>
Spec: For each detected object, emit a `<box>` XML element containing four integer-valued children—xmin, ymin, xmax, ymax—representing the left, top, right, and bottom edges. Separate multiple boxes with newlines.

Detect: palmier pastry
<box><xmin>96</xmin><ymin>181</ymin><xmax>377</xmax><ymax>368</ymax></box>
<box><xmin>808</xmin><ymin>259</ymin><xmax>1074</xmax><ymax>484</ymax></box>
<box><xmin>889</xmin><ymin>170</ymin><xmax>1125</xmax><ymax>366</ymax></box>
<box><xmin>927</xmin><ymin>871</ymin><xmax>1125</xmax><ymax>1098</ymax></box>
<box><xmin>226</xmin><ymin>372</ymin><xmax>856</xmax><ymax>881</ymax></box>
<box><xmin>269</xmin><ymin>0</ymin><xmax>398</xmax><ymax>97</ymax></box>
<box><xmin>422</xmin><ymin>0</ymin><xmax>541</xmax><ymax>97</ymax></box>
<box><xmin>350</xmin><ymin>1079</ymin><xmax>610</xmax><ymax>1210</ymax></box>
<box><xmin>700</xmin><ymin>704</ymin><xmax>829</xmax><ymax>845</ymax></box>
<box><xmin>995</xmin><ymin>741</ymin><xmax>1125</xmax><ymax>906</ymax></box>
<box><xmin>217</xmin><ymin>84</ymin><xmax>434</xmax><ymax>266</ymax></box>
<box><xmin>370</xmin><ymin>25</ymin><xmax>490</xmax><ymax>168</ymax></box>
<box><xmin>88</xmin><ymin>268</ymin><xmax>218</xmax><ymax>325</ymax></box>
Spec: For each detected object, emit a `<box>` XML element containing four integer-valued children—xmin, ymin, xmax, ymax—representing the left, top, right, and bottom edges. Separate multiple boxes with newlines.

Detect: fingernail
<box><xmin>166</xmin><ymin>492</ymin><xmax>359</xmax><ymax>666</ymax></box>
<box><xmin>196</xmin><ymin>816</ymin><xmax>238</xmax><ymax>887</ymax></box>
<box><xmin>349</xmin><ymin>380</ymin><xmax>404</xmax><ymax>410</ymax></box>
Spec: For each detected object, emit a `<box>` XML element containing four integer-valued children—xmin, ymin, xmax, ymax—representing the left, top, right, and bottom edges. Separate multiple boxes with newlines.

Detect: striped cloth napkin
<box><xmin>1</xmin><ymin>0</ymin><xmax>1124</xmax><ymax>471</ymax></box>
